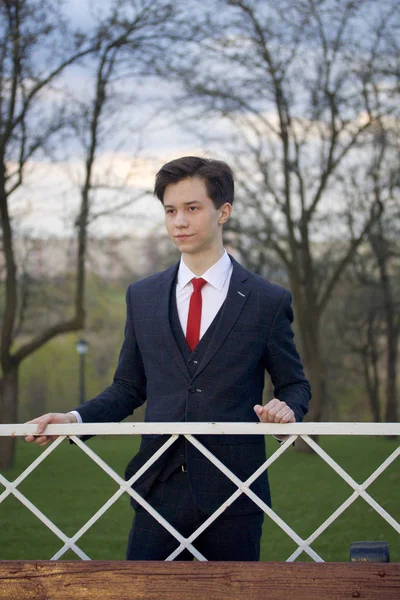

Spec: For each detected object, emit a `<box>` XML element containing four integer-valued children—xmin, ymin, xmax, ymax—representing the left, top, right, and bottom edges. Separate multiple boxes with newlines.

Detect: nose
<box><xmin>175</xmin><ymin>211</ymin><xmax>189</xmax><ymax>228</ymax></box>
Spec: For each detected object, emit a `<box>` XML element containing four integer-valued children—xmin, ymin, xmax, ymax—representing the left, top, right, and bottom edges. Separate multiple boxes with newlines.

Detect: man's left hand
<box><xmin>254</xmin><ymin>399</ymin><xmax>295</xmax><ymax>441</ymax></box>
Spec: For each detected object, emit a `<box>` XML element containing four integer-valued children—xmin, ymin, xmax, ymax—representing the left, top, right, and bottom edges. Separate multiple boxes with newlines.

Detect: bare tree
<box><xmin>171</xmin><ymin>0</ymin><xmax>399</xmax><ymax>428</ymax></box>
<box><xmin>369</xmin><ymin>223</ymin><xmax>400</xmax><ymax>424</ymax></box>
<box><xmin>368</xmin><ymin>206</ymin><xmax>399</xmax><ymax>424</ymax></box>
<box><xmin>342</xmin><ymin>115</ymin><xmax>399</xmax><ymax>424</ymax></box>
<box><xmin>0</xmin><ymin>0</ymin><xmax>185</xmax><ymax>468</ymax></box>
<box><xmin>336</xmin><ymin>264</ymin><xmax>386</xmax><ymax>422</ymax></box>
<box><xmin>367</xmin><ymin>34</ymin><xmax>400</xmax><ymax>424</ymax></box>
<box><xmin>0</xmin><ymin>0</ymin><xmax>97</xmax><ymax>468</ymax></box>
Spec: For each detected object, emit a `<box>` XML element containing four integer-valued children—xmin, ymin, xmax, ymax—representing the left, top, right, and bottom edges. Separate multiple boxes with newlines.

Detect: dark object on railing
<box><xmin>350</xmin><ymin>541</ymin><xmax>390</xmax><ymax>562</ymax></box>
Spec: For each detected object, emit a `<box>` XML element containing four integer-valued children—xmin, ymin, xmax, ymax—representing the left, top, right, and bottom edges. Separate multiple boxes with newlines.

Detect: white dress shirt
<box><xmin>176</xmin><ymin>250</ymin><xmax>233</xmax><ymax>340</ymax></box>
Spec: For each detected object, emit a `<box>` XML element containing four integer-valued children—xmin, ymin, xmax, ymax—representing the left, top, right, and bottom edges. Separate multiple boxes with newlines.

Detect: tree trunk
<box><xmin>291</xmin><ymin>290</ymin><xmax>325</xmax><ymax>452</ymax></box>
<box><xmin>294</xmin><ymin>347</ymin><xmax>326</xmax><ymax>453</ymax></box>
<box><xmin>302</xmin><ymin>345</ymin><xmax>325</xmax><ymax>423</ymax></box>
<box><xmin>385</xmin><ymin>325</ymin><xmax>398</xmax><ymax>426</ymax></box>
<box><xmin>364</xmin><ymin>315</ymin><xmax>381</xmax><ymax>422</ymax></box>
<box><xmin>369</xmin><ymin>228</ymin><xmax>398</xmax><ymax>429</ymax></box>
<box><xmin>362</xmin><ymin>350</ymin><xmax>381</xmax><ymax>422</ymax></box>
<box><xmin>0</xmin><ymin>367</ymin><xmax>19</xmax><ymax>470</ymax></box>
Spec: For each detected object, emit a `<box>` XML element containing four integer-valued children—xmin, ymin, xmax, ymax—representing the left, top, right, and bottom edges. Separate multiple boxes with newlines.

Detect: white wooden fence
<box><xmin>0</xmin><ymin>422</ymin><xmax>399</xmax><ymax>562</ymax></box>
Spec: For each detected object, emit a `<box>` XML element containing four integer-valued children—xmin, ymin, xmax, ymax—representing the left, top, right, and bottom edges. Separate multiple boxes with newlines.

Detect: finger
<box><xmin>33</xmin><ymin>435</ymin><xmax>50</xmax><ymax>445</ymax></box>
<box><xmin>25</xmin><ymin>416</ymin><xmax>46</xmax><ymax>442</ymax></box>
<box><xmin>274</xmin><ymin>407</ymin><xmax>294</xmax><ymax>423</ymax></box>
<box><xmin>254</xmin><ymin>402</ymin><xmax>291</xmax><ymax>423</ymax></box>
<box><xmin>264</xmin><ymin>408</ymin><xmax>277</xmax><ymax>423</ymax></box>
<box><xmin>35</xmin><ymin>415</ymin><xmax>54</xmax><ymax>434</ymax></box>
<box><xmin>263</xmin><ymin>399</ymin><xmax>280</xmax><ymax>412</ymax></box>
<box><xmin>278</xmin><ymin>413</ymin><xmax>295</xmax><ymax>424</ymax></box>
<box><xmin>253</xmin><ymin>404</ymin><xmax>263</xmax><ymax>416</ymax></box>
<box><xmin>38</xmin><ymin>438</ymin><xmax>52</xmax><ymax>447</ymax></box>
<box><xmin>285</xmin><ymin>412</ymin><xmax>296</xmax><ymax>423</ymax></box>
<box><xmin>266</xmin><ymin>410</ymin><xmax>276</xmax><ymax>423</ymax></box>
<box><xmin>253</xmin><ymin>405</ymin><xmax>270</xmax><ymax>423</ymax></box>
<box><xmin>264</xmin><ymin>404</ymin><xmax>283</xmax><ymax>422</ymax></box>
<box><xmin>263</xmin><ymin>399</ymin><xmax>284</xmax><ymax>421</ymax></box>
<box><xmin>25</xmin><ymin>428</ymin><xmax>47</xmax><ymax>443</ymax></box>
<box><xmin>274</xmin><ymin>413</ymin><xmax>293</xmax><ymax>424</ymax></box>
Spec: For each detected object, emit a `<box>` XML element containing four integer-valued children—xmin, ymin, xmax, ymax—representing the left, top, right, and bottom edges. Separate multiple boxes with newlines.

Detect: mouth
<box><xmin>175</xmin><ymin>234</ymin><xmax>193</xmax><ymax>240</ymax></box>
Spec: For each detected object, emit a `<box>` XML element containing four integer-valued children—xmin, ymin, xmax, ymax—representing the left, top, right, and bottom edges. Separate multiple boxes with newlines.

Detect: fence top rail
<box><xmin>0</xmin><ymin>422</ymin><xmax>399</xmax><ymax>437</ymax></box>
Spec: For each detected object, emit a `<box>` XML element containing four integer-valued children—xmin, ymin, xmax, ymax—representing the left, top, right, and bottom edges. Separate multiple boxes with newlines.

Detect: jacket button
<box><xmin>188</xmin><ymin>386</ymin><xmax>197</xmax><ymax>393</ymax></box>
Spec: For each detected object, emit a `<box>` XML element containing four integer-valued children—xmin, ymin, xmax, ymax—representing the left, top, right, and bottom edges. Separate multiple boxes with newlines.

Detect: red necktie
<box><xmin>186</xmin><ymin>278</ymin><xmax>207</xmax><ymax>351</ymax></box>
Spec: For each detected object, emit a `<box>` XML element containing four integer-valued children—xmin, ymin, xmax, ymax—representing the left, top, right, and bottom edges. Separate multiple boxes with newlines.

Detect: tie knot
<box><xmin>191</xmin><ymin>277</ymin><xmax>207</xmax><ymax>293</ymax></box>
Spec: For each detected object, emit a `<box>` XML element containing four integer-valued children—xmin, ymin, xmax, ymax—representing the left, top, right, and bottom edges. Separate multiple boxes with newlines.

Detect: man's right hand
<box><xmin>24</xmin><ymin>413</ymin><xmax>77</xmax><ymax>447</ymax></box>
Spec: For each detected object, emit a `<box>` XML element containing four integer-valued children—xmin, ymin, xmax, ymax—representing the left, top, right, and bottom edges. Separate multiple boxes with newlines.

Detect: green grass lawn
<box><xmin>0</xmin><ymin>435</ymin><xmax>398</xmax><ymax>562</ymax></box>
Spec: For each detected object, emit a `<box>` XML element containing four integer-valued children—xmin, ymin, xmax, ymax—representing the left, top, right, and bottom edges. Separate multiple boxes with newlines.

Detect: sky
<box><xmin>8</xmin><ymin>0</ymin><xmax>392</xmax><ymax>241</ymax></box>
<box><xmin>8</xmin><ymin>0</ymin><xmax>213</xmax><ymax>239</ymax></box>
<box><xmin>11</xmin><ymin>144</ymin><xmax>205</xmax><ymax>238</ymax></box>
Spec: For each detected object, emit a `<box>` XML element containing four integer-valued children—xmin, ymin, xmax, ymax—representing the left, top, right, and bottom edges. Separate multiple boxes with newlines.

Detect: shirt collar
<box><xmin>177</xmin><ymin>250</ymin><xmax>232</xmax><ymax>292</ymax></box>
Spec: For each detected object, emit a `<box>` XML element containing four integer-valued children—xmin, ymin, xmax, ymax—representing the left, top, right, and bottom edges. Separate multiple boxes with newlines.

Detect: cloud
<box><xmin>8</xmin><ymin>146</ymin><xmax>205</xmax><ymax>237</ymax></box>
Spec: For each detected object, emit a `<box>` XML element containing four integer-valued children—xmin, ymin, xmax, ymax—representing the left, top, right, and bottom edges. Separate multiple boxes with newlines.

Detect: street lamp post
<box><xmin>76</xmin><ymin>338</ymin><xmax>89</xmax><ymax>405</ymax></box>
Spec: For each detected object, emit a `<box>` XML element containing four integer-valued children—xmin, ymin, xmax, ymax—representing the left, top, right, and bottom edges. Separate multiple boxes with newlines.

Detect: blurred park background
<box><xmin>0</xmin><ymin>0</ymin><xmax>399</xmax><ymax>561</ymax></box>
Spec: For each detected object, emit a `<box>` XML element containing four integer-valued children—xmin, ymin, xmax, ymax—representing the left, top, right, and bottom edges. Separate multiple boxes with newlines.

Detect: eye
<box><xmin>189</xmin><ymin>206</ymin><xmax>198</xmax><ymax>211</ymax></box>
<box><xmin>165</xmin><ymin>209</ymin><xmax>175</xmax><ymax>215</ymax></box>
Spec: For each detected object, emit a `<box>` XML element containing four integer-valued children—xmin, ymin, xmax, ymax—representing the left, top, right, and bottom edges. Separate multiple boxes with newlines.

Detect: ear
<box><xmin>218</xmin><ymin>202</ymin><xmax>232</xmax><ymax>225</ymax></box>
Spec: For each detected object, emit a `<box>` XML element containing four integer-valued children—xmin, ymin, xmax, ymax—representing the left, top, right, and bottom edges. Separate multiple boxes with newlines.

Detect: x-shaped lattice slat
<box><xmin>285</xmin><ymin>436</ymin><xmax>400</xmax><ymax>562</ymax></box>
<box><xmin>56</xmin><ymin>433</ymin><xmax>311</xmax><ymax>561</ymax></box>
<box><xmin>0</xmin><ymin>434</ymin><xmax>200</xmax><ymax>561</ymax></box>
<box><xmin>1</xmin><ymin>432</ymin><xmax>306</xmax><ymax>561</ymax></box>
<box><xmin>168</xmin><ymin>434</ymin><xmax>323</xmax><ymax>561</ymax></box>
<box><xmin>0</xmin><ymin>430</ymin><xmax>398</xmax><ymax>562</ymax></box>
<box><xmin>0</xmin><ymin>436</ymin><xmax>90</xmax><ymax>560</ymax></box>
<box><xmin>59</xmin><ymin>434</ymin><xmax>207</xmax><ymax>561</ymax></box>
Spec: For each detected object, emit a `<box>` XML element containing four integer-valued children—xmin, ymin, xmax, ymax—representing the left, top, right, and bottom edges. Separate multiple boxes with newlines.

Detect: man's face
<box><xmin>163</xmin><ymin>177</ymin><xmax>231</xmax><ymax>255</ymax></box>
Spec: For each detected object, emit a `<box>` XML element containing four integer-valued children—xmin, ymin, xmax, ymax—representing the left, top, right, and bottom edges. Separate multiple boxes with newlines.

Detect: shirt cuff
<box><xmin>69</xmin><ymin>410</ymin><xmax>83</xmax><ymax>424</ymax></box>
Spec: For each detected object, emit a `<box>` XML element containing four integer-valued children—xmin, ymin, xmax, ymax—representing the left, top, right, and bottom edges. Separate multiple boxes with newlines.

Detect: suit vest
<box><xmin>159</xmin><ymin>279</ymin><xmax>224</xmax><ymax>478</ymax></box>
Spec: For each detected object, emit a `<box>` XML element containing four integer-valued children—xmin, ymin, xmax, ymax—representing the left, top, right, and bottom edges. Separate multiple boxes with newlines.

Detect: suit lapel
<box><xmin>157</xmin><ymin>262</ymin><xmax>191</xmax><ymax>381</ymax></box>
<box><xmin>194</xmin><ymin>258</ymin><xmax>251</xmax><ymax>378</ymax></box>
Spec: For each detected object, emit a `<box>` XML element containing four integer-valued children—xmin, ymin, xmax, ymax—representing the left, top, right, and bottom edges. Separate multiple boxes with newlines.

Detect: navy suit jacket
<box><xmin>76</xmin><ymin>257</ymin><xmax>311</xmax><ymax>514</ymax></box>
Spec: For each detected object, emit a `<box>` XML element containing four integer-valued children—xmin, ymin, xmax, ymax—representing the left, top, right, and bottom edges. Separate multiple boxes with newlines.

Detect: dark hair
<box><xmin>154</xmin><ymin>156</ymin><xmax>234</xmax><ymax>208</ymax></box>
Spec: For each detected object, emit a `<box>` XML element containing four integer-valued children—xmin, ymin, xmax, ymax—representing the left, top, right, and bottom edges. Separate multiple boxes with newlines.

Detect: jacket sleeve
<box><xmin>73</xmin><ymin>285</ymin><xmax>147</xmax><ymax>423</ymax></box>
<box><xmin>263</xmin><ymin>291</ymin><xmax>311</xmax><ymax>422</ymax></box>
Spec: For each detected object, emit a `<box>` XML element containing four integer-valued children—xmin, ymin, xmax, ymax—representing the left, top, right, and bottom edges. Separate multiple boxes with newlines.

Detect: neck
<box><xmin>182</xmin><ymin>245</ymin><xmax>224</xmax><ymax>275</ymax></box>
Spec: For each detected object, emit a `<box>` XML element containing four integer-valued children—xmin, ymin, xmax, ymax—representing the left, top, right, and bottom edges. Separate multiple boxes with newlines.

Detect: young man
<box><xmin>26</xmin><ymin>156</ymin><xmax>311</xmax><ymax>561</ymax></box>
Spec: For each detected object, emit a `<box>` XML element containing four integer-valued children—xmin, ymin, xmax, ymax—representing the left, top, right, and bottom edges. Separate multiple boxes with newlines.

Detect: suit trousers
<box><xmin>126</xmin><ymin>466</ymin><xmax>264</xmax><ymax>561</ymax></box>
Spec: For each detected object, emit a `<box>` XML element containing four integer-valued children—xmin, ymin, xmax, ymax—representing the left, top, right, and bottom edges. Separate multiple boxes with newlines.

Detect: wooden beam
<box><xmin>0</xmin><ymin>561</ymin><xmax>399</xmax><ymax>600</ymax></box>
